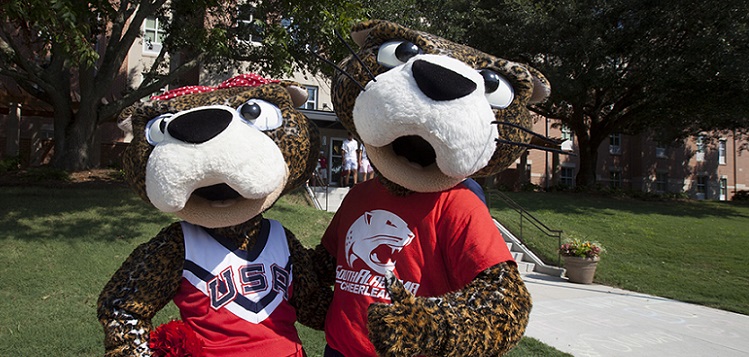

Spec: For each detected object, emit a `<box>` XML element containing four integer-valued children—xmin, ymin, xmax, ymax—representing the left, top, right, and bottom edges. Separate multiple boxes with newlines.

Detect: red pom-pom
<box><xmin>149</xmin><ymin>320</ymin><xmax>204</xmax><ymax>357</ymax></box>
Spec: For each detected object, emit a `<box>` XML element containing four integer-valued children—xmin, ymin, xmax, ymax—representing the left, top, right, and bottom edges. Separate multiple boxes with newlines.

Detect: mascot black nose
<box><xmin>412</xmin><ymin>59</ymin><xmax>477</xmax><ymax>101</ymax></box>
<box><xmin>168</xmin><ymin>107</ymin><xmax>233</xmax><ymax>144</ymax></box>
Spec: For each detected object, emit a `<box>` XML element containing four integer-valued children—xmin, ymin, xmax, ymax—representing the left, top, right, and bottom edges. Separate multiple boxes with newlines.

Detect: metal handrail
<box><xmin>492</xmin><ymin>190</ymin><xmax>563</xmax><ymax>266</ymax></box>
<box><xmin>305</xmin><ymin>168</ymin><xmax>329</xmax><ymax>211</ymax></box>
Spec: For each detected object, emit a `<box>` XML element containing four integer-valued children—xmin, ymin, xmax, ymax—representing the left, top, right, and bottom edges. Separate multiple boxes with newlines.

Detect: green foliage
<box><xmin>733</xmin><ymin>190</ymin><xmax>749</xmax><ymax>201</ymax></box>
<box><xmin>2</xmin><ymin>0</ymin><xmax>101</xmax><ymax>65</ymax></box>
<box><xmin>0</xmin><ymin>156</ymin><xmax>20</xmax><ymax>174</ymax></box>
<box><xmin>489</xmin><ymin>190</ymin><xmax>749</xmax><ymax>315</ymax></box>
<box><xmin>0</xmin><ymin>0</ymin><xmax>368</xmax><ymax>170</ymax></box>
<box><xmin>559</xmin><ymin>238</ymin><xmax>604</xmax><ymax>258</ymax></box>
<box><xmin>393</xmin><ymin>0</ymin><xmax>749</xmax><ymax>187</ymax></box>
<box><xmin>21</xmin><ymin>167</ymin><xmax>71</xmax><ymax>182</ymax></box>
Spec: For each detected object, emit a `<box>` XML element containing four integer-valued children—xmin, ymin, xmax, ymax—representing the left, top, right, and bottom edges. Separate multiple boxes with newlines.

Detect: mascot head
<box><xmin>332</xmin><ymin>20</ymin><xmax>550</xmax><ymax>193</ymax></box>
<box><xmin>118</xmin><ymin>74</ymin><xmax>320</xmax><ymax>228</ymax></box>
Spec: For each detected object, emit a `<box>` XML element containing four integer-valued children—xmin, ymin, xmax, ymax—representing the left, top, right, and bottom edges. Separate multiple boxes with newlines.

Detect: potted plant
<box><xmin>559</xmin><ymin>238</ymin><xmax>604</xmax><ymax>284</ymax></box>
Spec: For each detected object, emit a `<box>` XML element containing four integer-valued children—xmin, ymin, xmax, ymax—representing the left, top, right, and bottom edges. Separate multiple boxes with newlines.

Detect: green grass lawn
<box><xmin>0</xmin><ymin>185</ymin><xmax>569</xmax><ymax>356</ymax></box>
<box><xmin>487</xmin><ymin>190</ymin><xmax>749</xmax><ymax>315</ymax></box>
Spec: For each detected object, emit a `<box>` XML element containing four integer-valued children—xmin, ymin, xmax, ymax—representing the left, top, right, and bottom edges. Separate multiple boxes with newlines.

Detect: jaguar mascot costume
<box><xmin>315</xmin><ymin>20</ymin><xmax>552</xmax><ymax>357</ymax></box>
<box><xmin>97</xmin><ymin>74</ymin><xmax>331</xmax><ymax>357</ymax></box>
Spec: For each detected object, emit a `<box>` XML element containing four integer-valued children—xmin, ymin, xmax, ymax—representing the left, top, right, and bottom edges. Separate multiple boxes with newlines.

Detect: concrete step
<box><xmin>517</xmin><ymin>261</ymin><xmax>536</xmax><ymax>274</ymax></box>
<box><xmin>512</xmin><ymin>251</ymin><xmax>524</xmax><ymax>262</ymax></box>
<box><xmin>309</xmin><ymin>186</ymin><xmax>349</xmax><ymax>212</ymax></box>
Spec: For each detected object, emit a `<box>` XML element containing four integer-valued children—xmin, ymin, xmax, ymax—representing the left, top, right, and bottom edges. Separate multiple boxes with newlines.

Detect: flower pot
<box><xmin>562</xmin><ymin>255</ymin><xmax>600</xmax><ymax>284</ymax></box>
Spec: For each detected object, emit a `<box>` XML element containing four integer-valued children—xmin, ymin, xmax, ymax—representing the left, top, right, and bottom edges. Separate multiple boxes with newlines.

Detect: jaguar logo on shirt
<box><xmin>345</xmin><ymin>210</ymin><xmax>415</xmax><ymax>275</ymax></box>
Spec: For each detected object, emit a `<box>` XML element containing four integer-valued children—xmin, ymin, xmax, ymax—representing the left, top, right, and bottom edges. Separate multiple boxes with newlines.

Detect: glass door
<box><xmin>329</xmin><ymin>137</ymin><xmax>344</xmax><ymax>186</ymax></box>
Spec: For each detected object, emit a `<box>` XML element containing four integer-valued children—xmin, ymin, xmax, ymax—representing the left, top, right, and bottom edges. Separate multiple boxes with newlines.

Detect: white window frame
<box><xmin>696</xmin><ymin>135</ymin><xmax>706</xmax><ymax>162</ymax></box>
<box><xmin>656</xmin><ymin>144</ymin><xmax>667</xmax><ymax>159</ymax></box>
<box><xmin>609</xmin><ymin>169</ymin><xmax>622</xmax><ymax>189</ymax></box>
<box><xmin>719</xmin><ymin>139</ymin><xmax>727</xmax><ymax>165</ymax></box>
<box><xmin>236</xmin><ymin>4</ymin><xmax>263</xmax><ymax>44</ymax></box>
<box><xmin>656</xmin><ymin>171</ymin><xmax>668</xmax><ymax>192</ymax></box>
<box><xmin>609</xmin><ymin>133</ymin><xmax>622</xmax><ymax>155</ymax></box>
<box><xmin>143</xmin><ymin>16</ymin><xmax>165</xmax><ymax>54</ymax></box>
<box><xmin>560</xmin><ymin>166</ymin><xmax>575</xmax><ymax>187</ymax></box>
<box><xmin>300</xmin><ymin>86</ymin><xmax>318</xmax><ymax>110</ymax></box>
<box><xmin>561</xmin><ymin>124</ymin><xmax>574</xmax><ymax>141</ymax></box>
<box><xmin>696</xmin><ymin>175</ymin><xmax>708</xmax><ymax>199</ymax></box>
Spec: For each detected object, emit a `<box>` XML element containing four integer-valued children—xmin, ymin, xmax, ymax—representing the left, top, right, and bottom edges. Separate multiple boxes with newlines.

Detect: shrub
<box><xmin>0</xmin><ymin>156</ymin><xmax>21</xmax><ymax>174</ymax></box>
<box><xmin>23</xmin><ymin>167</ymin><xmax>70</xmax><ymax>182</ymax></box>
<box><xmin>733</xmin><ymin>190</ymin><xmax>749</xmax><ymax>201</ymax></box>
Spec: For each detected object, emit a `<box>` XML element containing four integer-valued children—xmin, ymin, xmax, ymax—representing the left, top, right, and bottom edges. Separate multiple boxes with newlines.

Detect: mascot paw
<box><xmin>367</xmin><ymin>271</ymin><xmax>446</xmax><ymax>357</ymax></box>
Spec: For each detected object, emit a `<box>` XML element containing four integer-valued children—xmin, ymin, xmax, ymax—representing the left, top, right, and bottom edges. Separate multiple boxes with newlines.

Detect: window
<box><xmin>300</xmin><ymin>86</ymin><xmax>318</xmax><ymax>110</ymax></box>
<box><xmin>560</xmin><ymin>167</ymin><xmax>575</xmax><ymax>187</ymax></box>
<box><xmin>696</xmin><ymin>135</ymin><xmax>706</xmax><ymax>162</ymax></box>
<box><xmin>143</xmin><ymin>17</ymin><xmax>165</xmax><ymax>54</ymax></box>
<box><xmin>609</xmin><ymin>170</ymin><xmax>622</xmax><ymax>189</ymax></box>
<box><xmin>719</xmin><ymin>139</ymin><xmax>727</xmax><ymax>165</ymax></box>
<box><xmin>720</xmin><ymin>177</ymin><xmax>728</xmax><ymax>201</ymax></box>
<box><xmin>609</xmin><ymin>133</ymin><xmax>622</xmax><ymax>155</ymax></box>
<box><xmin>656</xmin><ymin>144</ymin><xmax>667</xmax><ymax>159</ymax></box>
<box><xmin>696</xmin><ymin>175</ymin><xmax>708</xmax><ymax>199</ymax></box>
<box><xmin>236</xmin><ymin>4</ymin><xmax>264</xmax><ymax>43</ymax></box>
<box><xmin>525</xmin><ymin>163</ymin><xmax>532</xmax><ymax>182</ymax></box>
<box><xmin>561</xmin><ymin>125</ymin><xmax>574</xmax><ymax>141</ymax></box>
<box><xmin>656</xmin><ymin>172</ymin><xmax>668</xmax><ymax>192</ymax></box>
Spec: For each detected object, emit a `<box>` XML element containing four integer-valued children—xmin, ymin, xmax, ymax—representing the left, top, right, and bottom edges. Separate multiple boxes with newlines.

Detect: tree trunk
<box><xmin>51</xmin><ymin>105</ymin><xmax>99</xmax><ymax>171</ymax></box>
<box><xmin>575</xmin><ymin>135</ymin><xmax>600</xmax><ymax>188</ymax></box>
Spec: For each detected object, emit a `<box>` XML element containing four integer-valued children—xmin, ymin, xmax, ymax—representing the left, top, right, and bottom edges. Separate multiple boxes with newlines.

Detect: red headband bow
<box><xmin>150</xmin><ymin>73</ymin><xmax>280</xmax><ymax>101</ymax></box>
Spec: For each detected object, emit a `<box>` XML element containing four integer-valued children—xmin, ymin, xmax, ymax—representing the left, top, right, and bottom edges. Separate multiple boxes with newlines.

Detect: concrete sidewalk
<box><xmin>522</xmin><ymin>273</ymin><xmax>749</xmax><ymax>356</ymax></box>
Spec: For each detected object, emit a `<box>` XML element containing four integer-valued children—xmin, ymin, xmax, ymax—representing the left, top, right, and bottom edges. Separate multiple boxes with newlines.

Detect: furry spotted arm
<box><xmin>367</xmin><ymin>262</ymin><xmax>531</xmax><ymax>357</ymax></box>
<box><xmin>97</xmin><ymin>223</ymin><xmax>184</xmax><ymax>357</ymax></box>
<box><xmin>285</xmin><ymin>228</ymin><xmax>334</xmax><ymax>330</ymax></box>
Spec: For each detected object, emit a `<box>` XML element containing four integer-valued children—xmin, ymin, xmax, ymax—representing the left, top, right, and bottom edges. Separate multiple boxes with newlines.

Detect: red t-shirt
<box><xmin>322</xmin><ymin>179</ymin><xmax>514</xmax><ymax>356</ymax></box>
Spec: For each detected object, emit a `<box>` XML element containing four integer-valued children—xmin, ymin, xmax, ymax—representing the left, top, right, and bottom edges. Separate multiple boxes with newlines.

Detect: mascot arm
<box><xmin>285</xmin><ymin>229</ymin><xmax>334</xmax><ymax>330</ymax></box>
<box><xmin>367</xmin><ymin>262</ymin><xmax>531</xmax><ymax>357</ymax></box>
<box><xmin>97</xmin><ymin>222</ymin><xmax>184</xmax><ymax>357</ymax></box>
<box><xmin>312</xmin><ymin>243</ymin><xmax>337</xmax><ymax>287</ymax></box>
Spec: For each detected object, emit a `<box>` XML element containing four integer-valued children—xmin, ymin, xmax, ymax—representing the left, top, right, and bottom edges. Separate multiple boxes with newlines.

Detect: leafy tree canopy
<box><xmin>374</xmin><ymin>0</ymin><xmax>749</xmax><ymax>185</ymax></box>
<box><xmin>0</xmin><ymin>0</ymin><xmax>366</xmax><ymax>170</ymax></box>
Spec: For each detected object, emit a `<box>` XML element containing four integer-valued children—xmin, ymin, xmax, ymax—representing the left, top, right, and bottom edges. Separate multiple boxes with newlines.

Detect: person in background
<box><xmin>340</xmin><ymin>132</ymin><xmax>358</xmax><ymax>187</ymax></box>
<box><xmin>317</xmin><ymin>151</ymin><xmax>328</xmax><ymax>186</ymax></box>
<box><xmin>358</xmin><ymin>143</ymin><xmax>374</xmax><ymax>181</ymax></box>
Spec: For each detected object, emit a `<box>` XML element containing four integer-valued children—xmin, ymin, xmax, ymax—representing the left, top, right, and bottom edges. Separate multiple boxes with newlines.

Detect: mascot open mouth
<box><xmin>392</xmin><ymin>135</ymin><xmax>436</xmax><ymax>167</ymax></box>
<box><xmin>193</xmin><ymin>183</ymin><xmax>242</xmax><ymax>201</ymax></box>
<box><xmin>192</xmin><ymin>183</ymin><xmax>243</xmax><ymax>208</ymax></box>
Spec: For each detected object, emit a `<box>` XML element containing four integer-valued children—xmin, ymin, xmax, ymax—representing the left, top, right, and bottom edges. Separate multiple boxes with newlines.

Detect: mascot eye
<box><xmin>377</xmin><ymin>40</ymin><xmax>422</xmax><ymax>68</ymax></box>
<box><xmin>145</xmin><ymin>113</ymin><xmax>174</xmax><ymax>145</ymax></box>
<box><xmin>480</xmin><ymin>69</ymin><xmax>514</xmax><ymax>109</ymax></box>
<box><xmin>237</xmin><ymin>99</ymin><xmax>283</xmax><ymax>131</ymax></box>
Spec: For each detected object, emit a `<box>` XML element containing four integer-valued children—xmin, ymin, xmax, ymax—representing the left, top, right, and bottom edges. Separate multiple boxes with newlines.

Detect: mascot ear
<box><xmin>277</xmin><ymin>80</ymin><xmax>309</xmax><ymax>108</ymax></box>
<box><xmin>350</xmin><ymin>19</ymin><xmax>385</xmax><ymax>47</ymax></box>
<box><xmin>526</xmin><ymin>66</ymin><xmax>552</xmax><ymax>104</ymax></box>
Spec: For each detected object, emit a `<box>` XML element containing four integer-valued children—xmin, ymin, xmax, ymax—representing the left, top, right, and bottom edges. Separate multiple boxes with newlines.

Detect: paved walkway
<box><xmin>522</xmin><ymin>273</ymin><xmax>749</xmax><ymax>356</ymax></box>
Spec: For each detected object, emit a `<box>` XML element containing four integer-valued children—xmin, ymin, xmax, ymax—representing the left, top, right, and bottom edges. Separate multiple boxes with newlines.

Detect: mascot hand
<box><xmin>367</xmin><ymin>270</ymin><xmax>447</xmax><ymax>357</ymax></box>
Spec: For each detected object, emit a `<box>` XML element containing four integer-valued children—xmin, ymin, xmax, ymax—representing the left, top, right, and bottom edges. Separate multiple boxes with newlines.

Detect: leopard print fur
<box><xmin>367</xmin><ymin>263</ymin><xmax>530</xmax><ymax>357</ymax></box>
<box><xmin>319</xmin><ymin>20</ymin><xmax>549</xmax><ymax>356</ymax></box>
<box><xmin>98</xmin><ymin>82</ymin><xmax>331</xmax><ymax>356</ymax></box>
<box><xmin>332</xmin><ymin>20</ymin><xmax>550</xmax><ymax>194</ymax></box>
